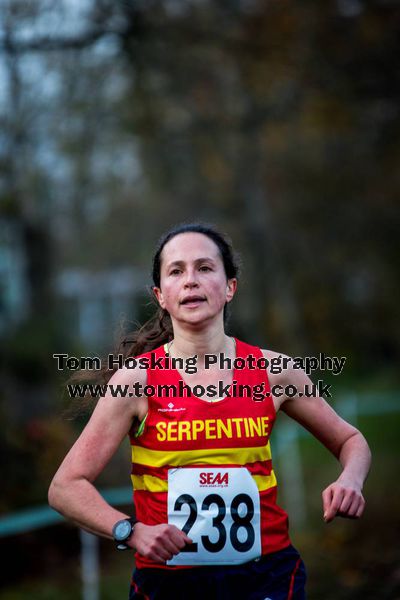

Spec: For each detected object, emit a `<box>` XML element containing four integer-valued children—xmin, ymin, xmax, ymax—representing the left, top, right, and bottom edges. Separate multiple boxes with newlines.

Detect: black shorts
<box><xmin>129</xmin><ymin>544</ymin><xmax>306</xmax><ymax>600</ymax></box>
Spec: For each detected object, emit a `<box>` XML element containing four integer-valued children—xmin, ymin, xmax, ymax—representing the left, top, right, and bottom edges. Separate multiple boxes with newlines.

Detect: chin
<box><xmin>187</xmin><ymin>312</ymin><xmax>222</xmax><ymax>327</ymax></box>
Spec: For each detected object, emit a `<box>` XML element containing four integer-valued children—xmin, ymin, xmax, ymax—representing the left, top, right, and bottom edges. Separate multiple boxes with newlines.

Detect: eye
<box><xmin>169</xmin><ymin>268</ymin><xmax>181</xmax><ymax>275</ymax></box>
<box><xmin>199</xmin><ymin>265</ymin><xmax>212</xmax><ymax>272</ymax></box>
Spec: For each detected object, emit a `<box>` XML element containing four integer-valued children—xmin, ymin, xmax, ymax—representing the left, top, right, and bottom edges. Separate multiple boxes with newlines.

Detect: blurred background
<box><xmin>0</xmin><ymin>0</ymin><xmax>399</xmax><ymax>598</ymax></box>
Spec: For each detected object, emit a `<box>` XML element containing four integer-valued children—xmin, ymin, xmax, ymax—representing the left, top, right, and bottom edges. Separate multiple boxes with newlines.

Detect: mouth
<box><xmin>180</xmin><ymin>296</ymin><xmax>206</xmax><ymax>307</ymax></box>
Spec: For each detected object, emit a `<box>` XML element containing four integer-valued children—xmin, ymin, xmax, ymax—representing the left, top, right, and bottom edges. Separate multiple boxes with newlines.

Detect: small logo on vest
<box><xmin>157</xmin><ymin>402</ymin><xmax>186</xmax><ymax>413</ymax></box>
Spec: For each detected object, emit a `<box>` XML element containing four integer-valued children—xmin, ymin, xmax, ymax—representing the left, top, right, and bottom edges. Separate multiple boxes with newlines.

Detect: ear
<box><xmin>152</xmin><ymin>286</ymin><xmax>166</xmax><ymax>309</ymax></box>
<box><xmin>226</xmin><ymin>278</ymin><xmax>237</xmax><ymax>303</ymax></box>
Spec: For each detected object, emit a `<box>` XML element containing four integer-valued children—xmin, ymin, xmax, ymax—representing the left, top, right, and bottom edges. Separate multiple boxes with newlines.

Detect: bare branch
<box><xmin>0</xmin><ymin>27</ymin><xmax>127</xmax><ymax>54</ymax></box>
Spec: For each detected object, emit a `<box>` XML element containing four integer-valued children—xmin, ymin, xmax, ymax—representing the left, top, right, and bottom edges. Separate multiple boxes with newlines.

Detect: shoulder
<box><xmin>108</xmin><ymin>364</ymin><xmax>147</xmax><ymax>386</ymax></box>
<box><xmin>260</xmin><ymin>347</ymin><xmax>292</xmax><ymax>380</ymax></box>
<box><xmin>260</xmin><ymin>348</ymin><xmax>306</xmax><ymax>382</ymax></box>
<box><xmin>93</xmin><ymin>363</ymin><xmax>148</xmax><ymax>423</ymax></box>
<box><xmin>110</xmin><ymin>342</ymin><xmax>165</xmax><ymax>386</ymax></box>
<box><xmin>260</xmin><ymin>347</ymin><xmax>309</xmax><ymax>411</ymax></box>
<box><xmin>258</xmin><ymin>347</ymin><xmax>361</xmax><ymax>454</ymax></box>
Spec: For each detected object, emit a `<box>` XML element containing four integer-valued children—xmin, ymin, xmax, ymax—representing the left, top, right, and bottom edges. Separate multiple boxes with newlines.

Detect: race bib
<box><xmin>167</xmin><ymin>467</ymin><xmax>261</xmax><ymax>565</ymax></box>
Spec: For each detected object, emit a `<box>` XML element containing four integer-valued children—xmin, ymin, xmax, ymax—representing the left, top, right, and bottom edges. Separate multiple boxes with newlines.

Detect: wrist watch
<box><xmin>112</xmin><ymin>517</ymin><xmax>137</xmax><ymax>550</ymax></box>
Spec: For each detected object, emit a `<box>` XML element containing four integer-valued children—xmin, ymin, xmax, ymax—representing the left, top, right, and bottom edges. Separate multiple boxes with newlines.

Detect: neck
<box><xmin>168</xmin><ymin>322</ymin><xmax>233</xmax><ymax>363</ymax></box>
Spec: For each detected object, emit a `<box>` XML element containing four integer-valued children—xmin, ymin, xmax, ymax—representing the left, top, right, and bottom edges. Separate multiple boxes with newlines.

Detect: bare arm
<box><xmin>48</xmin><ymin>366</ymin><xmax>191</xmax><ymax>562</ymax></box>
<box><xmin>48</xmin><ymin>366</ymin><xmax>142</xmax><ymax>537</ymax></box>
<box><xmin>264</xmin><ymin>351</ymin><xmax>371</xmax><ymax>523</ymax></box>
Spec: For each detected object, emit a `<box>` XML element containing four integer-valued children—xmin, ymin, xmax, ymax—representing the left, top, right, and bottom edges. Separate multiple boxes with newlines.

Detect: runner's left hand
<box><xmin>322</xmin><ymin>479</ymin><xmax>365</xmax><ymax>523</ymax></box>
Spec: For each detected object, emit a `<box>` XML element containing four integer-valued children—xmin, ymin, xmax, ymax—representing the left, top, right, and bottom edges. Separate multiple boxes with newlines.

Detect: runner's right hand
<box><xmin>130</xmin><ymin>522</ymin><xmax>193</xmax><ymax>563</ymax></box>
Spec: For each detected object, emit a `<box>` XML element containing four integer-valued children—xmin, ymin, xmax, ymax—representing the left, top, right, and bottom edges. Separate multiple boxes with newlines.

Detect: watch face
<box><xmin>114</xmin><ymin>520</ymin><xmax>132</xmax><ymax>541</ymax></box>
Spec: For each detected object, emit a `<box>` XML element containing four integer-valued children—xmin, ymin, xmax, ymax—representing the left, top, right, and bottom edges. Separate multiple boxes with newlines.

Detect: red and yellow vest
<box><xmin>129</xmin><ymin>337</ymin><xmax>290</xmax><ymax>569</ymax></box>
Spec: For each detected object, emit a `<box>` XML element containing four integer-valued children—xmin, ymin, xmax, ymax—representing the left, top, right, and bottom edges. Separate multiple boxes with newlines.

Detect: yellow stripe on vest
<box><xmin>252</xmin><ymin>471</ymin><xmax>277</xmax><ymax>492</ymax></box>
<box><xmin>131</xmin><ymin>473</ymin><xmax>168</xmax><ymax>492</ymax></box>
<box><xmin>131</xmin><ymin>442</ymin><xmax>272</xmax><ymax>468</ymax></box>
<box><xmin>131</xmin><ymin>470</ymin><xmax>277</xmax><ymax>493</ymax></box>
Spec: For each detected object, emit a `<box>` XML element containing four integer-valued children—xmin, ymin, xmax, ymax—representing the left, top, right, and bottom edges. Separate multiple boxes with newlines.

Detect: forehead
<box><xmin>161</xmin><ymin>232</ymin><xmax>222</xmax><ymax>266</ymax></box>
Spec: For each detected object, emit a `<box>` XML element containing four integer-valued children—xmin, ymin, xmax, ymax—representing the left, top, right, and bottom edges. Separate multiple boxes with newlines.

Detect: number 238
<box><xmin>174</xmin><ymin>492</ymin><xmax>255</xmax><ymax>553</ymax></box>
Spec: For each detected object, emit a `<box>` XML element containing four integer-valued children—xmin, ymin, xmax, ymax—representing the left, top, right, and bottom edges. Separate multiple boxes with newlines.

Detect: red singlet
<box><xmin>129</xmin><ymin>337</ymin><xmax>291</xmax><ymax>569</ymax></box>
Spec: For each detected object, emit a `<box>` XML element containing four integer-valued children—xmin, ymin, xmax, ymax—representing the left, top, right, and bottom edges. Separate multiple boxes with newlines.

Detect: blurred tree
<box><xmin>1</xmin><ymin>0</ymin><xmax>399</xmax><ymax>360</ymax></box>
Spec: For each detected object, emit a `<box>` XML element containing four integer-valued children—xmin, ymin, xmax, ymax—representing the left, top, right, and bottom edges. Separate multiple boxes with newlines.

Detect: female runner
<box><xmin>49</xmin><ymin>222</ymin><xmax>371</xmax><ymax>600</ymax></box>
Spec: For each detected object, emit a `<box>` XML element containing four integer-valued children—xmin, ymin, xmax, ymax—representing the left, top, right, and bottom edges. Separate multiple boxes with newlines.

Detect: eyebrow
<box><xmin>166</xmin><ymin>257</ymin><xmax>217</xmax><ymax>269</ymax></box>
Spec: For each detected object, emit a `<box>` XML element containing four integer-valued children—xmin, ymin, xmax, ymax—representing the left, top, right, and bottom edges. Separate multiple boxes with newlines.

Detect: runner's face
<box><xmin>153</xmin><ymin>232</ymin><xmax>237</xmax><ymax>326</ymax></box>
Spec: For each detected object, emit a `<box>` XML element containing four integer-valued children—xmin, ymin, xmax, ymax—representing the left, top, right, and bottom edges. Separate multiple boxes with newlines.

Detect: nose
<box><xmin>183</xmin><ymin>267</ymin><xmax>199</xmax><ymax>288</ymax></box>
